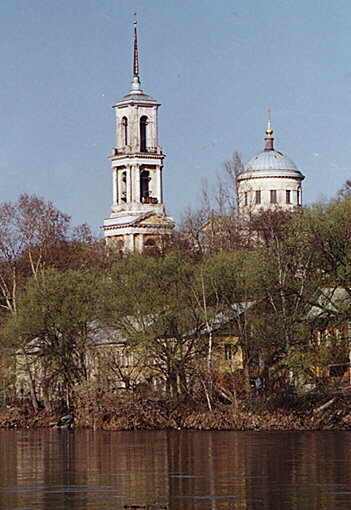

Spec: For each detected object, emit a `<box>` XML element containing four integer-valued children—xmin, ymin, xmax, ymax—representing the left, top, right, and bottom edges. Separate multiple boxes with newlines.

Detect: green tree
<box><xmin>305</xmin><ymin>199</ymin><xmax>351</xmax><ymax>294</ymax></box>
<box><xmin>0</xmin><ymin>194</ymin><xmax>71</xmax><ymax>316</ymax></box>
<box><xmin>2</xmin><ymin>268</ymin><xmax>103</xmax><ymax>410</ymax></box>
<box><xmin>202</xmin><ymin>249</ymin><xmax>262</xmax><ymax>390</ymax></box>
<box><xmin>0</xmin><ymin>194</ymin><xmax>103</xmax><ymax>409</ymax></box>
<box><xmin>337</xmin><ymin>179</ymin><xmax>351</xmax><ymax>201</ymax></box>
<box><xmin>104</xmin><ymin>251</ymin><xmax>208</xmax><ymax>400</ymax></box>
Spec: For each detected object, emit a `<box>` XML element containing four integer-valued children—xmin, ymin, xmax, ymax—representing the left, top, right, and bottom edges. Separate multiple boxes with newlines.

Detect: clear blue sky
<box><xmin>0</xmin><ymin>0</ymin><xmax>350</xmax><ymax>235</ymax></box>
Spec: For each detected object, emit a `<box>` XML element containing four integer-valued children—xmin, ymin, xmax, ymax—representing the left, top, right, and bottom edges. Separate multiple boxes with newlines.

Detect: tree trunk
<box><xmin>20</xmin><ymin>348</ymin><xmax>39</xmax><ymax>412</ymax></box>
<box><xmin>243</xmin><ymin>362</ymin><xmax>251</xmax><ymax>393</ymax></box>
<box><xmin>42</xmin><ymin>378</ymin><xmax>51</xmax><ymax>412</ymax></box>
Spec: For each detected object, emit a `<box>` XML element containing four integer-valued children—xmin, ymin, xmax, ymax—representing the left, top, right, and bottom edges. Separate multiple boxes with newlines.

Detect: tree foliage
<box><xmin>2</xmin><ymin>268</ymin><xmax>103</xmax><ymax>409</ymax></box>
<box><xmin>2</xmin><ymin>190</ymin><xmax>351</xmax><ymax>413</ymax></box>
<box><xmin>103</xmin><ymin>252</ymin><xmax>209</xmax><ymax>398</ymax></box>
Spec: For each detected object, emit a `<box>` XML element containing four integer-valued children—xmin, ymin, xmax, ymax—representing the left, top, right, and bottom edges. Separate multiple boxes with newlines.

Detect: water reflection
<box><xmin>1</xmin><ymin>429</ymin><xmax>351</xmax><ymax>509</ymax></box>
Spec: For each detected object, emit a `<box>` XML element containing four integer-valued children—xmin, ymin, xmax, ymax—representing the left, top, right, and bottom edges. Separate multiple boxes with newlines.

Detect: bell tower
<box><xmin>103</xmin><ymin>19</ymin><xmax>174</xmax><ymax>252</ymax></box>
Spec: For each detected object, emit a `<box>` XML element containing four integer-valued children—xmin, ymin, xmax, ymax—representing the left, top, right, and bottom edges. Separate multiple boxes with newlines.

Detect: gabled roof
<box><xmin>308</xmin><ymin>287</ymin><xmax>351</xmax><ymax>323</ymax></box>
<box><xmin>17</xmin><ymin>299</ymin><xmax>257</xmax><ymax>357</ymax></box>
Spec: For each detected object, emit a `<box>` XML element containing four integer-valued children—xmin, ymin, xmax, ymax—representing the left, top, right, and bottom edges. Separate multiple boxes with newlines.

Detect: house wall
<box><xmin>212</xmin><ymin>336</ymin><xmax>243</xmax><ymax>372</ymax></box>
<box><xmin>311</xmin><ymin>322</ymin><xmax>351</xmax><ymax>383</ymax></box>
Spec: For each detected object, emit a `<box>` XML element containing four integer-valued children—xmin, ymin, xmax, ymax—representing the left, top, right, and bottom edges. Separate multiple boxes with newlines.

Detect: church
<box><xmin>102</xmin><ymin>21</ymin><xmax>175</xmax><ymax>253</ymax></box>
<box><xmin>237</xmin><ymin>116</ymin><xmax>305</xmax><ymax>215</ymax></box>
<box><xmin>103</xmin><ymin>22</ymin><xmax>305</xmax><ymax>251</ymax></box>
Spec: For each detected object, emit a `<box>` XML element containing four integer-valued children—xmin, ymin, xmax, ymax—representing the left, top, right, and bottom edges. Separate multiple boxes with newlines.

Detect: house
<box><xmin>308</xmin><ymin>288</ymin><xmax>351</xmax><ymax>385</ymax></box>
<box><xmin>15</xmin><ymin>309</ymin><xmax>245</xmax><ymax>406</ymax></box>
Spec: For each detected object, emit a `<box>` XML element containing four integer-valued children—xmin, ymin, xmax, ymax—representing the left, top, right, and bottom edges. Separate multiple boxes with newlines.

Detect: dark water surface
<box><xmin>1</xmin><ymin>429</ymin><xmax>351</xmax><ymax>509</ymax></box>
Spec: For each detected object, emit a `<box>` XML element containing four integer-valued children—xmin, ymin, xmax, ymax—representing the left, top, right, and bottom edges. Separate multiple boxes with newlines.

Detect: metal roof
<box><xmin>109</xmin><ymin>214</ymin><xmax>142</xmax><ymax>226</ymax></box>
<box><xmin>244</xmin><ymin>150</ymin><xmax>299</xmax><ymax>172</ymax></box>
<box><xmin>308</xmin><ymin>288</ymin><xmax>351</xmax><ymax>321</ymax></box>
<box><xmin>116</xmin><ymin>90</ymin><xmax>159</xmax><ymax>105</ymax></box>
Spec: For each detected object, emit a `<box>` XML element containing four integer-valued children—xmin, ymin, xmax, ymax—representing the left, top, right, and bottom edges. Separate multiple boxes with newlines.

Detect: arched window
<box><xmin>140</xmin><ymin>169</ymin><xmax>150</xmax><ymax>201</ymax></box>
<box><xmin>122</xmin><ymin>117</ymin><xmax>128</xmax><ymax>146</ymax></box>
<box><xmin>121</xmin><ymin>170</ymin><xmax>127</xmax><ymax>203</ymax></box>
<box><xmin>140</xmin><ymin>116</ymin><xmax>148</xmax><ymax>152</ymax></box>
<box><xmin>144</xmin><ymin>237</ymin><xmax>160</xmax><ymax>255</ymax></box>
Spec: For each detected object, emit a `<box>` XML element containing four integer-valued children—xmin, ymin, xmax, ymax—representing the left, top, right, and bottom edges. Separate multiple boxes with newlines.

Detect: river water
<box><xmin>0</xmin><ymin>429</ymin><xmax>351</xmax><ymax>509</ymax></box>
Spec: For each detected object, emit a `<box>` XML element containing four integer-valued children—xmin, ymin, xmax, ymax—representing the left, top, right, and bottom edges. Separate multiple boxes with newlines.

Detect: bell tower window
<box><xmin>140</xmin><ymin>116</ymin><xmax>148</xmax><ymax>152</ymax></box>
<box><xmin>121</xmin><ymin>170</ymin><xmax>127</xmax><ymax>203</ymax></box>
<box><xmin>140</xmin><ymin>169</ymin><xmax>150</xmax><ymax>201</ymax></box>
<box><xmin>122</xmin><ymin>117</ymin><xmax>128</xmax><ymax>146</ymax></box>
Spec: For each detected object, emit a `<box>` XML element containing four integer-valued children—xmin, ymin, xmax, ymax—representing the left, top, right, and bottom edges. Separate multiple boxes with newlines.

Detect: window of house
<box><xmin>140</xmin><ymin>116</ymin><xmax>148</xmax><ymax>152</ymax></box>
<box><xmin>255</xmin><ymin>190</ymin><xmax>261</xmax><ymax>205</ymax></box>
<box><xmin>286</xmin><ymin>190</ymin><xmax>291</xmax><ymax>204</ymax></box>
<box><xmin>122</xmin><ymin>117</ymin><xmax>128</xmax><ymax>146</ymax></box>
<box><xmin>224</xmin><ymin>344</ymin><xmax>233</xmax><ymax>360</ymax></box>
<box><xmin>244</xmin><ymin>192</ymin><xmax>248</xmax><ymax>206</ymax></box>
<box><xmin>330</xmin><ymin>364</ymin><xmax>348</xmax><ymax>377</ymax></box>
<box><xmin>270</xmin><ymin>190</ymin><xmax>277</xmax><ymax>204</ymax></box>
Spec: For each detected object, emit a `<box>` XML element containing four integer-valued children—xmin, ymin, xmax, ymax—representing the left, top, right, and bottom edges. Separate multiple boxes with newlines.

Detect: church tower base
<box><xmin>104</xmin><ymin>211</ymin><xmax>174</xmax><ymax>253</ymax></box>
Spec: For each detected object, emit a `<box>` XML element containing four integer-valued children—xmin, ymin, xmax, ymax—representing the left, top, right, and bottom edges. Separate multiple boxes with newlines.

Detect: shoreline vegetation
<box><xmin>2</xmin><ymin>181</ymin><xmax>351</xmax><ymax>432</ymax></box>
<box><xmin>2</xmin><ymin>393</ymin><xmax>351</xmax><ymax>431</ymax></box>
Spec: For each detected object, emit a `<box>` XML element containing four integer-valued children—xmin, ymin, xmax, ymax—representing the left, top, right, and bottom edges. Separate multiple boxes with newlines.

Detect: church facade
<box><xmin>103</xmin><ymin>22</ymin><xmax>174</xmax><ymax>252</ymax></box>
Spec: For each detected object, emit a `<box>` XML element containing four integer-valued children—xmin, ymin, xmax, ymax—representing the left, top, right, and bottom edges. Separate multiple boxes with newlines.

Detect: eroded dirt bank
<box><xmin>1</xmin><ymin>395</ymin><xmax>351</xmax><ymax>431</ymax></box>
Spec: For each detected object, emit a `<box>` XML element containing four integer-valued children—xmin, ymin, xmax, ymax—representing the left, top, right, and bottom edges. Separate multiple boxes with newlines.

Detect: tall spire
<box><xmin>264</xmin><ymin>109</ymin><xmax>274</xmax><ymax>151</ymax></box>
<box><xmin>131</xmin><ymin>14</ymin><xmax>141</xmax><ymax>92</ymax></box>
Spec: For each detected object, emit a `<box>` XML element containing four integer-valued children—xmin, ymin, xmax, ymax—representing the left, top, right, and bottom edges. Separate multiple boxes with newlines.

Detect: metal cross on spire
<box><xmin>267</xmin><ymin>108</ymin><xmax>273</xmax><ymax>135</ymax></box>
<box><xmin>264</xmin><ymin>108</ymin><xmax>274</xmax><ymax>151</ymax></box>
<box><xmin>131</xmin><ymin>12</ymin><xmax>141</xmax><ymax>91</ymax></box>
<box><xmin>133</xmin><ymin>12</ymin><xmax>139</xmax><ymax>78</ymax></box>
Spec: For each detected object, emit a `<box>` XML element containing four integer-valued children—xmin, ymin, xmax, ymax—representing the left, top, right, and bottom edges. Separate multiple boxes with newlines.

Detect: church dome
<box><xmin>241</xmin><ymin>117</ymin><xmax>301</xmax><ymax>175</ymax></box>
<box><xmin>245</xmin><ymin>149</ymin><xmax>298</xmax><ymax>172</ymax></box>
<box><xmin>237</xmin><ymin>117</ymin><xmax>305</xmax><ymax>216</ymax></box>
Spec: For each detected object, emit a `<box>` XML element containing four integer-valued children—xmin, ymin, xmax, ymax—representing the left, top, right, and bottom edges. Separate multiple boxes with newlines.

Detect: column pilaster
<box><xmin>155</xmin><ymin>165</ymin><xmax>162</xmax><ymax>203</ymax></box>
<box><xmin>112</xmin><ymin>168</ymin><xmax>118</xmax><ymax>206</ymax></box>
<box><xmin>126</xmin><ymin>165</ymin><xmax>132</xmax><ymax>202</ymax></box>
<box><xmin>117</xmin><ymin>170</ymin><xmax>123</xmax><ymax>203</ymax></box>
<box><xmin>159</xmin><ymin>166</ymin><xmax>163</xmax><ymax>204</ymax></box>
<box><xmin>135</xmin><ymin>164</ymin><xmax>141</xmax><ymax>203</ymax></box>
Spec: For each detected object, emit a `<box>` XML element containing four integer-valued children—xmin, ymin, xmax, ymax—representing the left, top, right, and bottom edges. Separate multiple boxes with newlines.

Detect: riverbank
<box><xmin>1</xmin><ymin>395</ymin><xmax>351</xmax><ymax>431</ymax></box>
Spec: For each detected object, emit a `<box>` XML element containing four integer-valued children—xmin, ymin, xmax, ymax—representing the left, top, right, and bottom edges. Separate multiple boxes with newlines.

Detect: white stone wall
<box><xmin>104</xmin><ymin>77</ymin><xmax>171</xmax><ymax>250</ymax></box>
<box><xmin>237</xmin><ymin>170</ymin><xmax>303</xmax><ymax>214</ymax></box>
<box><xmin>111</xmin><ymin>162</ymin><xmax>163</xmax><ymax>211</ymax></box>
<box><xmin>116</xmin><ymin>104</ymin><xmax>159</xmax><ymax>152</ymax></box>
